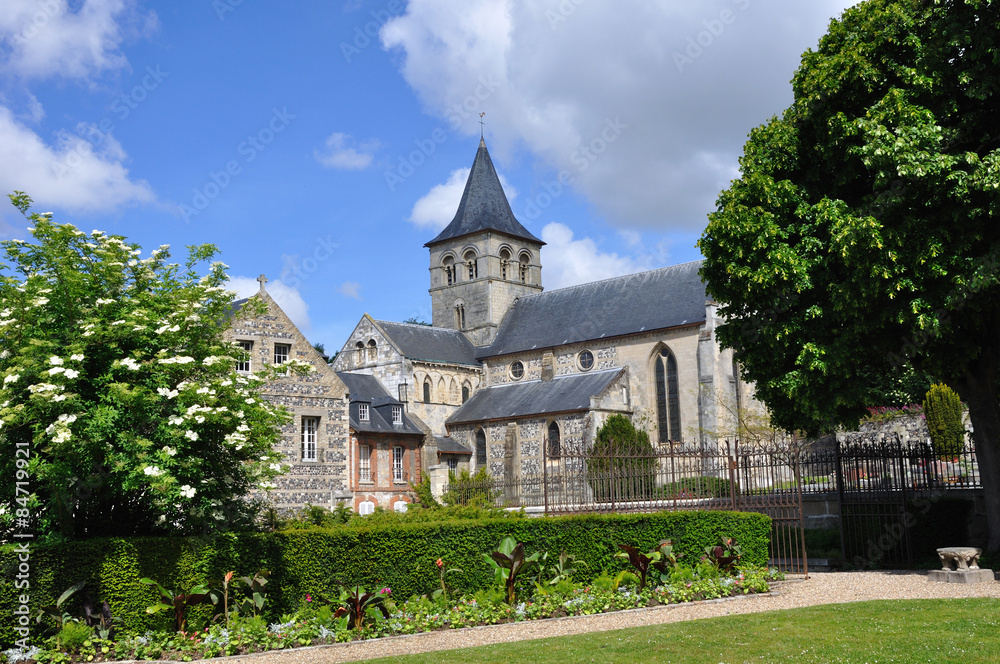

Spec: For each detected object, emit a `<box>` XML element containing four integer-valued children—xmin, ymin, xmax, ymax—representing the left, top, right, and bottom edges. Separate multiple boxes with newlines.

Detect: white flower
<box><xmin>162</xmin><ymin>446</ymin><xmax>177</xmax><ymax>456</ymax></box>
<box><xmin>179</xmin><ymin>485</ymin><xmax>196</xmax><ymax>499</ymax></box>
<box><xmin>57</xmin><ymin>414</ymin><xmax>77</xmax><ymax>423</ymax></box>
<box><xmin>0</xmin><ymin>350</ymin><xmax>9</xmax><ymax>359</ymax></box>
<box><xmin>245</xmin><ymin>398</ymin><xmax>256</xmax><ymax>404</ymax></box>
<box><xmin>52</xmin><ymin>394</ymin><xmax>67</xmax><ymax>402</ymax></box>
<box><xmin>120</xmin><ymin>358</ymin><xmax>141</xmax><ymax>371</ymax></box>
<box><xmin>269</xmin><ymin>463</ymin><xmax>283</xmax><ymax>472</ymax></box>
<box><xmin>63</xmin><ymin>369</ymin><xmax>79</xmax><ymax>379</ymax></box>
<box><xmin>168</xmin><ymin>416</ymin><xmax>184</xmax><ymax>426</ymax></box>
<box><xmin>49</xmin><ymin>356</ymin><xmax>64</xmax><ymax>366</ymax></box>
<box><xmin>220</xmin><ymin>380</ymin><xmax>232</xmax><ymax>386</ymax></box>
<box><xmin>195</xmin><ymin>415</ymin><xmax>205</xmax><ymax>424</ymax></box>
<box><xmin>28</xmin><ymin>383</ymin><xmax>61</xmax><ymax>393</ymax></box>
<box><xmin>52</xmin><ymin>430</ymin><xmax>71</xmax><ymax>443</ymax></box>
<box><xmin>196</xmin><ymin>387</ymin><xmax>209</xmax><ymax>394</ymax></box>
<box><xmin>70</xmin><ymin>354</ymin><xmax>84</xmax><ymax>361</ymax></box>
<box><xmin>143</xmin><ymin>466</ymin><xmax>164</xmax><ymax>477</ymax></box>
<box><xmin>47</xmin><ymin>366</ymin><xmax>65</xmax><ymax>376</ymax></box>
<box><xmin>159</xmin><ymin>356</ymin><xmax>195</xmax><ymax>365</ymax></box>
<box><xmin>157</xmin><ymin>514</ymin><xmax>167</xmax><ymax>524</ymax></box>
<box><xmin>184</xmin><ymin>430</ymin><xmax>198</xmax><ymax>441</ymax></box>
<box><xmin>95</xmin><ymin>299</ymin><xmax>115</xmax><ymax>305</ymax></box>
<box><xmin>4</xmin><ymin>374</ymin><xmax>20</xmax><ymax>384</ymax></box>
<box><xmin>157</xmin><ymin>387</ymin><xmax>179</xmax><ymax>399</ymax></box>
<box><xmin>111</xmin><ymin>320</ymin><xmax>127</xmax><ymax>326</ymax></box>
<box><xmin>32</xmin><ymin>297</ymin><xmax>49</xmax><ymax>306</ymax></box>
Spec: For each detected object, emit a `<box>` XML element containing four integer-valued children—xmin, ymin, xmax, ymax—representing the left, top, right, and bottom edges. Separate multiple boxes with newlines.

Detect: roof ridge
<box><xmin>376</xmin><ymin>319</ymin><xmax>462</xmax><ymax>333</ymax></box>
<box><xmin>514</xmin><ymin>259</ymin><xmax>704</xmax><ymax>303</ymax></box>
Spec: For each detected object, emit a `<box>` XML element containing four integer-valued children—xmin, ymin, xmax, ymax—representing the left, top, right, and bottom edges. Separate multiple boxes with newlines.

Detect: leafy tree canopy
<box><xmin>0</xmin><ymin>193</ymin><xmax>305</xmax><ymax>541</ymax></box>
<box><xmin>698</xmin><ymin>0</ymin><xmax>1000</xmax><ymax>544</ymax></box>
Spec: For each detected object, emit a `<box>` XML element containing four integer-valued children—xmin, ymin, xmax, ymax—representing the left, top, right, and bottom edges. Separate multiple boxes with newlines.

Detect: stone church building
<box><xmin>234</xmin><ymin>139</ymin><xmax>747</xmax><ymax>513</ymax></box>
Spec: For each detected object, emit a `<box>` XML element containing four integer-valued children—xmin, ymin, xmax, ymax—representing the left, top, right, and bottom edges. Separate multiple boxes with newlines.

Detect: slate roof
<box><xmin>434</xmin><ymin>435</ymin><xmax>471</xmax><ymax>455</ymax></box>
<box><xmin>482</xmin><ymin>261</ymin><xmax>707</xmax><ymax>358</ymax></box>
<box><xmin>336</xmin><ymin>372</ymin><xmax>424</xmax><ymax>435</ymax></box>
<box><xmin>376</xmin><ymin>320</ymin><xmax>480</xmax><ymax>366</ymax></box>
<box><xmin>446</xmin><ymin>369</ymin><xmax>625</xmax><ymax>425</ymax></box>
<box><xmin>425</xmin><ymin>139</ymin><xmax>542</xmax><ymax>247</ymax></box>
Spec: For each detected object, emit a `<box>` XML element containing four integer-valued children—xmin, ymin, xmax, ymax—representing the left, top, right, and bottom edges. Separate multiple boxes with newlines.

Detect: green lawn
<box><xmin>365</xmin><ymin>599</ymin><xmax>1000</xmax><ymax>664</ymax></box>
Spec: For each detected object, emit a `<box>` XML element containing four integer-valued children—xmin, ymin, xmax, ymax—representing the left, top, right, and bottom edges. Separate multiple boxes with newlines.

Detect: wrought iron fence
<box><xmin>443</xmin><ymin>439</ymin><xmax>808</xmax><ymax>573</ymax></box>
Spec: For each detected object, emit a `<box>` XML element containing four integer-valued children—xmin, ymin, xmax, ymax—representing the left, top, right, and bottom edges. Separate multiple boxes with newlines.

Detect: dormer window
<box><xmin>392</xmin><ymin>405</ymin><xmax>402</xmax><ymax>425</ymax></box>
<box><xmin>359</xmin><ymin>403</ymin><xmax>369</xmax><ymax>422</ymax></box>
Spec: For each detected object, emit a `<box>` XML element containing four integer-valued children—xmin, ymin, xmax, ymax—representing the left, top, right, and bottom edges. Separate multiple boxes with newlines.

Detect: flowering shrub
<box><xmin>863</xmin><ymin>404</ymin><xmax>924</xmax><ymax>423</ymax></box>
<box><xmin>0</xmin><ymin>194</ymin><xmax>307</xmax><ymax>540</ymax></box>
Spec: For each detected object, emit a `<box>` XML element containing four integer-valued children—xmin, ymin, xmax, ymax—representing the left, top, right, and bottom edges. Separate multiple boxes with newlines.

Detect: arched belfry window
<box><xmin>464</xmin><ymin>250</ymin><xmax>478</xmax><ymax>279</ymax></box>
<box><xmin>654</xmin><ymin>347</ymin><xmax>681</xmax><ymax>443</ymax></box>
<box><xmin>367</xmin><ymin>339</ymin><xmax>377</xmax><ymax>361</ymax></box>
<box><xmin>475</xmin><ymin>427</ymin><xmax>487</xmax><ymax>467</ymax></box>
<box><xmin>443</xmin><ymin>256</ymin><xmax>455</xmax><ymax>285</ymax></box>
<box><xmin>499</xmin><ymin>247</ymin><xmax>511</xmax><ymax>280</ymax></box>
<box><xmin>355</xmin><ymin>341</ymin><xmax>364</xmax><ymax>366</ymax></box>
<box><xmin>423</xmin><ymin>379</ymin><xmax>432</xmax><ymax>404</ymax></box>
<box><xmin>518</xmin><ymin>251</ymin><xmax>530</xmax><ymax>283</ymax></box>
<box><xmin>547</xmin><ymin>421</ymin><xmax>561</xmax><ymax>458</ymax></box>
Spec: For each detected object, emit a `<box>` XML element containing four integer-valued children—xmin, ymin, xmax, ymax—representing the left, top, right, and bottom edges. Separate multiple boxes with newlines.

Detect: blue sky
<box><xmin>0</xmin><ymin>0</ymin><xmax>855</xmax><ymax>352</ymax></box>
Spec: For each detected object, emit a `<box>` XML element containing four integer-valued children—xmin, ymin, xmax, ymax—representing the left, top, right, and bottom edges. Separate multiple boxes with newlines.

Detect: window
<box><xmin>456</xmin><ymin>304</ymin><xmax>466</xmax><ymax>329</ymax></box>
<box><xmin>359</xmin><ymin>444</ymin><xmax>371</xmax><ymax>481</ymax></box>
<box><xmin>392</xmin><ymin>405</ymin><xmax>402</xmax><ymax>425</ymax></box>
<box><xmin>301</xmin><ymin>416</ymin><xmax>318</xmax><ymax>462</ymax></box>
<box><xmin>499</xmin><ymin>247</ymin><xmax>511</xmax><ymax>280</ymax></box>
<box><xmin>392</xmin><ymin>446</ymin><xmax>404</xmax><ymax>481</ymax></box>
<box><xmin>398</xmin><ymin>383</ymin><xmax>408</xmax><ymax>402</ymax></box>
<box><xmin>510</xmin><ymin>360</ymin><xmax>524</xmax><ymax>380</ymax></box>
<box><xmin>464</xmin><ymin>250</ymin><xmax>478</xmax><ymax>279</ymax></box>
<box><xmin>359</xmin><ymin>500</ymin><xmax>375</xmax><ymax>516</ymax></box>
<box><xmin>654</xmin><ymin>347</ymin><xmax>681</xmax><ymax>442</ymax></box>
<box><xmin>443</xmin><ymin>256</ymin><xmax>455</xmax><ymax>285</ymax></box>
<box><xmin>235</xmin><ymin>340</ymin><xmax>252</xmax><ymax>372</ymax></box>
<box><xmin>355</xmin><ymin>341</ymin><xmax>365</xmax><ymax>365</ymax></box>
<box><xmin>393</xmin><ymin>500</ymin><xmax>408</xmax><ymax>513</ymax></box>
<box><xmin>475</xmin><ymin>428</ymin><xmax>487</xmax><ymax>467</ymax></box>
<box><xmin>367</xmin><ymin>339</ymin><xmax>377</xmax><ymax>361</ymax></box>
<box><xmin>359</xmin><ymin>403</ymin><xmax>369</xmax><ymax>421</ymax></box>
<box><xmin>518</xmin><ymin>252</ymin><xmax>531</xmax><ymax>283</ymax></box>
<box><xmin>447</xmin><ymin>457</ymin><xmax>458</xmax><ymax>472</ymax></box>
<box><xmin>547</xmin><ymin>421</ymin><xmax>561</xmax><ymax>458</ymax></box>
<box><xmin>462</xmin><ymin>384</ymin><xmax>470</xmax><ymax>403</ymax></box>
<box><xmin>578</xmin><ymin>350</ymin><xmax>594</xmax><ymax>371</ymax></box>
<box><xmin>274</xmin><ymin>343</ymin><xmax>290</xmax><ymax>367</ymax></box>
<box><xmin>423</xmin><ymin>379</ymin><xmax>432</xmax><ymax>404</ymax></box>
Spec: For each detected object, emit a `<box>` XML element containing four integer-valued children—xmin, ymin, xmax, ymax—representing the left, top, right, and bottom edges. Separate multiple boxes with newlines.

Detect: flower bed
<box><xmin>5</xmin><ymin>563</ymin><xmax>780</xmax><ymax>664</ymax></box>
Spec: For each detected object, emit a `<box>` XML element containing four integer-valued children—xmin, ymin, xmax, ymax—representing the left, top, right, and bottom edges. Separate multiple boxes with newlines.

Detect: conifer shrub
<box><xmin>923</xmin><ymin>383</ymin><xmax>964</xmax><ymax>459</ymax></box>
<box><xmin>588</xmin><ymin>414</ymin><xmax>657</xmax><ymax>502</ymax></box>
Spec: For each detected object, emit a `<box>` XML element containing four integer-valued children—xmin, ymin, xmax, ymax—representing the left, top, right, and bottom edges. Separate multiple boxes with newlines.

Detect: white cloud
<box><xmin>227</xmin><ymin>276</ymin><xmax>311</xmax><ymax>333</ymax></box>
<box><xmin>540</xmin><ymin>222</ymin><xmax>646</xmax><ymax>290</ymax></box>
<box><xmin>315</xmin><ymin>132</ymin><xmax>380</xmax><ymax>170</ymax></box>
<box><xmin>0</xmin><ymin>0</ymin><xmax>150</xmax><ymax>81</ymax></box>
<box><xmin>338</xmin><ymin>281</ymin><xmax>361</xmax><ymax>300</ymax></box>
<box><xmin>0</xmin><ymin>105</ymin><xmax>154</xmax><ymax>213</ymax></box>
<box><xmin>382</xmin><ymin>0</ymin><xmax>855</xmax><ymax>231</ymax></box>
<box><xmin>409</xmin><ymin>167</ymin><xmax>517</xmax><ymax>230</ymax></box>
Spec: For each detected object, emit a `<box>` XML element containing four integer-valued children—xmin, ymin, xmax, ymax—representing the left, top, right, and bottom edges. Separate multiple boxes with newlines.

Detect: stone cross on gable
<box><xmin>257</xmin><ymin>274</ymin><xmax>267</xmax><ymax>293</ymax></box>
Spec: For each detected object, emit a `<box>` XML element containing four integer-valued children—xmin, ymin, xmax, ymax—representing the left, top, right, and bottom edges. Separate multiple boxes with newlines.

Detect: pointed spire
<box><xmin>425</xmin><ymin>139</ymin><xmax>543</xmax><ymax>247</ymax></box>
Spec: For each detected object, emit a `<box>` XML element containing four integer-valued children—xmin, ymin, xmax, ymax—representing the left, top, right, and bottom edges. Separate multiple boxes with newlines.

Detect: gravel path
<box><xmin>211</xmin><ymin>571</ymin><xmax>1000</xmax><ymax>664</ymax></box>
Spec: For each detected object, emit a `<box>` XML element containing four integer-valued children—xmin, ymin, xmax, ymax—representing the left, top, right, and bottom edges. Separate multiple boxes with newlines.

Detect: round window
<box><xmin>578</xmin><ymin>350</ymin><xmax>594</xmax><ymax>371</ymax></box>
<box><xmin>510</xmin><ymin>360</ymin><xmax>524</xmax><ymax>380</ymax></box>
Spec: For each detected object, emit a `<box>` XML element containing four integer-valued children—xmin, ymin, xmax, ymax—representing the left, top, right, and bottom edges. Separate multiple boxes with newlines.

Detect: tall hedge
<box><xmin>924</xmin><ymin>383</ymin><xmax>965</xmax><ymax>459</ymax></box>
<box><xmin>0</xmin><ymin>510</ymin><xmax>770</xmax><ymax>648</ymax></box>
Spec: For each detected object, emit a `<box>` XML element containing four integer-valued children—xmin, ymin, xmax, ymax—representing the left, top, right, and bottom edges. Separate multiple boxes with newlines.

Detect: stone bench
<box><xmin>928</xmin><ymin>547</ymin><xmax>994</xmax><ymax>584</ymax></box>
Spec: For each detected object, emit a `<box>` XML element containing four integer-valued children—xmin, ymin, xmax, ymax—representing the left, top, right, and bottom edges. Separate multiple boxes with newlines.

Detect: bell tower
<box><xmin>426</xmin><ymin>139</ymin><xmax>544</xmax><ymax>346</ymax></box>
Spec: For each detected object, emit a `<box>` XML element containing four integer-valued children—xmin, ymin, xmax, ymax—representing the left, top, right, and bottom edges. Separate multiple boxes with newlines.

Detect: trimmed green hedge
<box><xmin>0</xmin><ymin>510</ymin><xmax>770</xmax><ymax>647</ymax></box>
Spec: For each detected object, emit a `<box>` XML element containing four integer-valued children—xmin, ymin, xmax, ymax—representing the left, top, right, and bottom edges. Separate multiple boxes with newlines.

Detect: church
<box><xmin>227</xmin><ymin>138</ymin><xmax>746</xmax><ymax>513</ymax></box>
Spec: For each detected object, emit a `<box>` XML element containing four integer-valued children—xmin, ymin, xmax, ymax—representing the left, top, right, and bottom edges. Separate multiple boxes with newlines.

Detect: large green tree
<box><xmin>0</xmin><ymin>194</ymin><xmax>304</xmax><ymax>541</ymax></box>
<box><xmin>698</xmin><ymin>1</ymin><xmax>1000</xmax><ymax>545</ymax></box>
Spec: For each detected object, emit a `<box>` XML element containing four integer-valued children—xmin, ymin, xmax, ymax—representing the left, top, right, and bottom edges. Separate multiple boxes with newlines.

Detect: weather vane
<box><xmin>479</xmin><ymin>112</ymin><xmax>486</xmax><ymax>138</ymax></box>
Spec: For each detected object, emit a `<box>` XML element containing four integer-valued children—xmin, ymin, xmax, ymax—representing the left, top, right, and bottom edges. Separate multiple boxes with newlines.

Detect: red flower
<box><xmin>436</xmin><ymin>558</ymin><xmax>444</xmax><ymax>568</ymax></box>
<box><xmin>306</xmin><ymin>593</ymin><xmax>312</xmax><ymax>602</ymax></box>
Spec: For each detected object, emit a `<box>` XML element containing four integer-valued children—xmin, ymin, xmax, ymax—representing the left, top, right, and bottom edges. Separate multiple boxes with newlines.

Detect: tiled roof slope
<box><xmin>446</xmin><ymin>369</ymin><xmax>624</xmax><ymax>424</ymax></box>
<box><xmin>482</xmin><ymin>261</ymin><xmax>707</xmax><ymax>358</ymax></box>
<box><xmin>425</xmin><ymin>139</ymin><xmax>542</xmax><ymax>247</ymax></box>
<box><xmin>336</xmin><ymin>371</ymin><xmax>423</xmax><ymax>435</ymax></box>
<box><xmin>376</xmin><ymin>320</ymin><xmax>480</xmax><ymax>366</ymax></box>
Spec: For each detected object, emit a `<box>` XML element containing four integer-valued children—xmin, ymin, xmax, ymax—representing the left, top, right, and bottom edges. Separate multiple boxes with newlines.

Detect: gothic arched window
<box><xmin>547</xmin><ymin>421</ymin><xmax>561</xmax><ymax>458</ymax></box>
<box><xmin>461</xmin><ymin>382</ymin><xmax>470</xmax><ymax>403</ymax></box>
<box><xmin>475</xmin><ymin>427</ymin><xmax>487</xmax><ymax>467</ymax></box>
<box><xmin>423</xmin><ymin>379</ymin><xmax>432</xmax><ymax>404</ymax></box>
<box><xmin>654</xmin><ymin>347</ymin><xmax>681</xmax><ymax>443</ymax></box>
